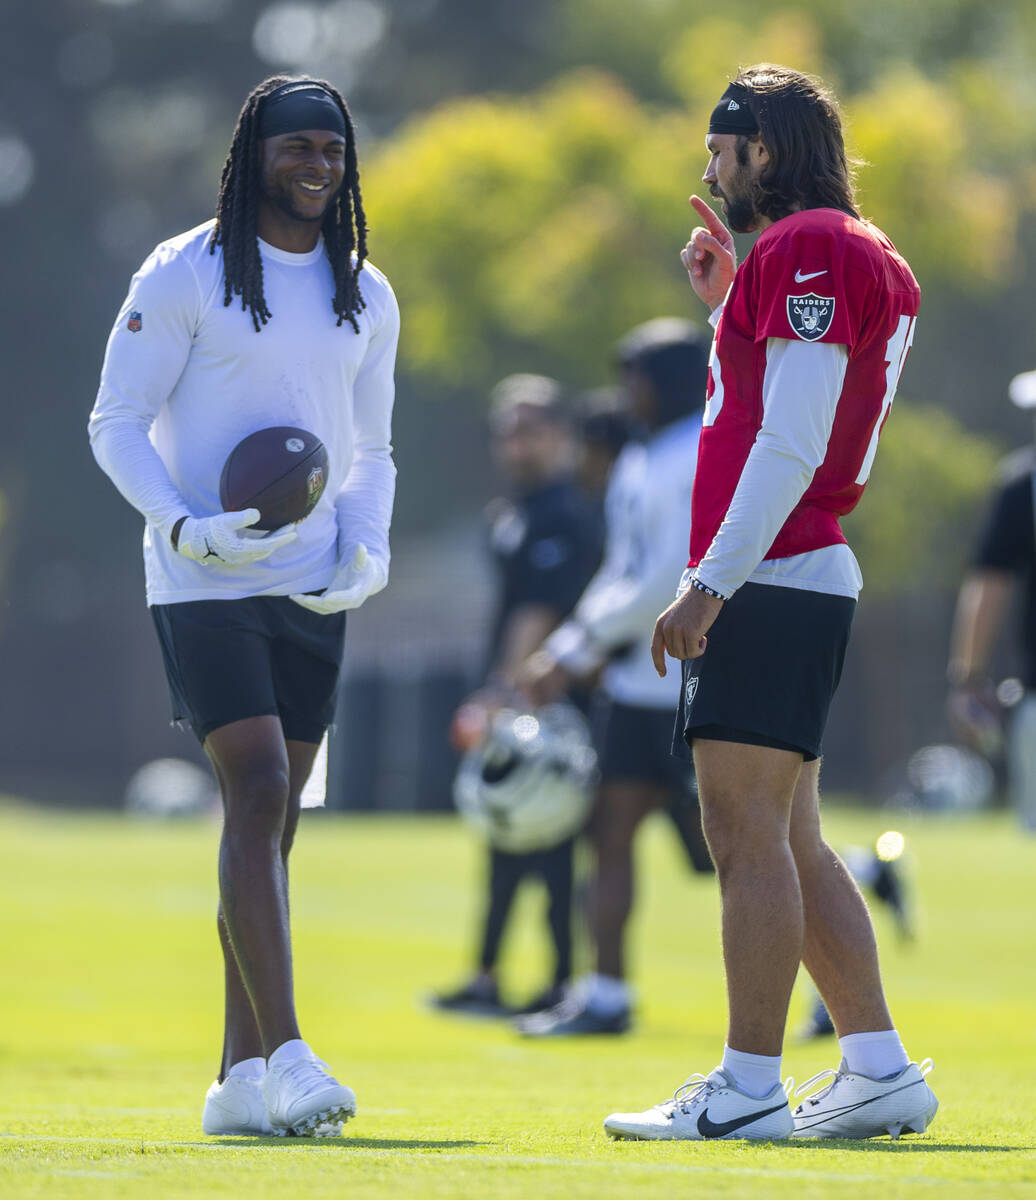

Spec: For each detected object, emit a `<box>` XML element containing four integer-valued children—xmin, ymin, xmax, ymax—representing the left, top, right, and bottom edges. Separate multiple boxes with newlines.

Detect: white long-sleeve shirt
<box><xmin>89</xmin><ymin>220</ymin><xmax>399</xmax><ymax>605</ymax></box>
<box><xmin>691</xmin><ymin>304</ymin><xmax>863</xmax><ymax>602</ymax></box>
<box><xmin>546</xmin><ymin>414</ymin><xmax>701</xmax><ymax>708</ymax></box>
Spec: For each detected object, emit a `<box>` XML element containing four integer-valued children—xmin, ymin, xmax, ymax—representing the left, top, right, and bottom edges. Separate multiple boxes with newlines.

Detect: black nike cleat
<box><xmin>603</xmin><ymin>1068</ymin><xmax>793</xmax><ymax>1141</ymax></box>
<box><xmin>511</xmin><ymin>983</ymin><xmax>568</xmax><ymax>1017</ymax></box>
<box><xmin>426</xmin><ymin>977</ymin><xmax>513</xmax><ymax>1018</ymax></box>
<box><xmin>515</xmin><ymin>996</ymin><xmax>631</xmax><ymax>1037</ymax></box>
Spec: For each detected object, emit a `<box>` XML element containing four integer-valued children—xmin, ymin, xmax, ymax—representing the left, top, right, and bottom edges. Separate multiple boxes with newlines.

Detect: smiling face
<box><xmin>257</xmin><ymin>128</ymin><xmax>346</xmax><ymax>241</ymax></box>
<box><xmin>703</xmin><ymin>132</ymin><xmax>770</xmax><ymax>233</ymax></box>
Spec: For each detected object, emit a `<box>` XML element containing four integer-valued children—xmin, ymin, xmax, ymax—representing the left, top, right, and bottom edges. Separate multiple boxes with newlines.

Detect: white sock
<box><xmin>225</xmin><ymin>1056</ymin><xmax>265</xmax><ymax>1082</ymax></box>
<box><xmin>582</xmin><ymin>973</ymin><xmax>631</xmax><ymax>1017</ymax></box>
<box><xmin>267</xmin><ymin>1038</ymin><xmax>312</xmax><ymax>1068</ymax></box>
<box><xmin>721</xmin><ymin>1045</ymin><xmax>783</xmax><ymax>1100</ymax></box>
<box><xmin>839</xmin><ymin>1029</ymin><xmax>910</xmax><ymax>1079</ymax></box>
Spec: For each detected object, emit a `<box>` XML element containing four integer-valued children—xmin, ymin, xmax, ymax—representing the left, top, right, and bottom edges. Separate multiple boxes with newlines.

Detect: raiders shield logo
<box><xmin>127</xmin><ymin>310</ymin><xmax>142</xmax><ymax>333</ymax></box>
<box><xmin>787</xmin><ymin>293</ymin><xmax>834</xmax><ymax>341</ymax></box>
<box><xmin>684</xmin><ymin>674</ymin><xmax>699</xmax><ymax>710</ymax></box>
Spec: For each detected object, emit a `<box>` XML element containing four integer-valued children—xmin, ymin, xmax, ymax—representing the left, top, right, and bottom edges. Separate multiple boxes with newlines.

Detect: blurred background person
<box><xmin>947</xmin><ymin>367</ymin><xmax>1036</xmax><ymax>832</ymax></box>
<box><xmin>516</xmin><ymin>318</ymin><xmax>711</xmax><ymax>1036</ymax></box>
<box><xmin>429</xmin><ymin>375</ymin><xmax>602</xmax><ymax>1017</ymax></box>
<box><xmin>572</xmin><ymin>383</ymin><xmax>720</xmax><ymax>880</ymax></box>
<box><xmin>571</xmin><ymin>387</ymin><xmax>637</xmax><ymax>518</ymax></box>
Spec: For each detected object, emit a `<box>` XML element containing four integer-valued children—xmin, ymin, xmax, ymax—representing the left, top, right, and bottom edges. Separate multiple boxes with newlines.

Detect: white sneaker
<box><xmin>604</xmin><ymin>1068</ymin><xmax>794</xmax><ymax>1141</ymax></box>
<box><xmin>792</xmin><ymin>1058</ymin><xmax>938</xmax><ymax>1139</ymax></box>
<box><xmin>262</xmin><ymin>1040</ymin><xmax>356</xmax><ymax>1137</ymax></box>
<box><xmin>202</xmin><ymin>1074</ymin><xmax>274</xmax><ymax>1136</ymax></box>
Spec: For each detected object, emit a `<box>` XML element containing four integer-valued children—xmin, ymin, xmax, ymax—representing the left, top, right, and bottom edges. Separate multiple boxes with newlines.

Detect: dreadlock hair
<box><xmin>734</xmin><ymin>64</ymin><xmax>861</xmax><ymax>224</ymax></box>
<box><xmin>210</xmin><ymin>75</ymin><xmax>369</xmax><ymax>333</ymax></box>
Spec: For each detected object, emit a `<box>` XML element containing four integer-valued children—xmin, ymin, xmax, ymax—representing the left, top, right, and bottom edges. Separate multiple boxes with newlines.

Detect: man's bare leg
<box><xmin>211</xmin><ymin>732</ymin><xmax>320</xmax><ymax>1077</ymax></box>
<box><xmin>204</xmin><ymin>715</ymin><xmax>305</xmax><ymax>1062</ymax></box>
<box><xmin>692</xmin><ymin>738</ymin><xmax>804</xmax><ymax>1056</ymax></box>
<box><xmin>783</xmin><ymin>763</ymin><xmax>936</xmax><ymax>1136</ymax></box>
<box><xmin>789</xmin><ymin>759</ymin><xmax>894</xmax><ymax>1035</ymax></box>
<box><xmin>590</xmin><ymin>781</ymin><xmax>666</xmax><ymax>980</ymax></box>
<box><xmin>209</xmin><ymin>754</ymin><xmax>262</xmax><ymax>1078</ymax></box>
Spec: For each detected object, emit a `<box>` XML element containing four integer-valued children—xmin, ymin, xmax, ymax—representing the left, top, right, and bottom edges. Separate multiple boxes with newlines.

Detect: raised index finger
<box><xmin>689</xmin><ymin>194</ymin><xmax>731</xmax><ymax>242</ymax></box>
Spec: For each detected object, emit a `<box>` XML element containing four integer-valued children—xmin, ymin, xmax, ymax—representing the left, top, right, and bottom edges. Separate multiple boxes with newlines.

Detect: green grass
<box><xmin>0</xmin><ymin>802</ymin><xmax>1033</xmax><ymax>1198</ymax></box>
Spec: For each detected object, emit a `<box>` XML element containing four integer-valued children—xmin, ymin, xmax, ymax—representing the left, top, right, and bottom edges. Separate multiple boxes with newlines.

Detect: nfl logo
<box><xmin>127</xmin><ymin>311</ymin><xmax>142</xmax><ymax>333</ymax></box>
<box><xmin>787</xmin><ymin>293</ymin><xmax>834</xmax><ymax>341</ymax></box>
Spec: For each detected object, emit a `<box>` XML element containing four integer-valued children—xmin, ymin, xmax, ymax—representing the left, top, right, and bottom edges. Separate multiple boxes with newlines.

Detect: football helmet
<box><xmin>454</xmin><ymin>702</ymin><xmax>597</xmax><ymax>852</ymax></box>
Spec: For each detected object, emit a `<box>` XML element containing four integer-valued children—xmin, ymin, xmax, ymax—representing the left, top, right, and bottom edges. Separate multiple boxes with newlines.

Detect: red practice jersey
<box><xmin>688</xmin><ymin>208</ymin><xmax>920</xmax><ymax>568</ymax></box>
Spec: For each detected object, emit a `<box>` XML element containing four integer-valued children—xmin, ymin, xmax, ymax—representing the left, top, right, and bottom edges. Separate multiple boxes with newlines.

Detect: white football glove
<box><xmin>290</xmin><ymin>543</ymin><xmax>387</xmax><ymax>614</ymax></box>
<box><xmin>175</xmin><ymin>509</ymin><xmax>297</xmax><ymax>566</ymax></box>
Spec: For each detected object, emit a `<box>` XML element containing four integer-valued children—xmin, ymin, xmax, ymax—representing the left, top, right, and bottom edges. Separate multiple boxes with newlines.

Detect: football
<box><xmin>219</xmin><ymin>427</ymin><xmax>329</xmax><ymax>531</ymax></box>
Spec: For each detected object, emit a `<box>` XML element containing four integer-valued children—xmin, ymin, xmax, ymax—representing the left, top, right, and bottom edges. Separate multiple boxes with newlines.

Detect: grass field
<box><xmin>0</xmin><ymin>801</ymin><xmax>1033</xmax><ymax>1199</ymax></box>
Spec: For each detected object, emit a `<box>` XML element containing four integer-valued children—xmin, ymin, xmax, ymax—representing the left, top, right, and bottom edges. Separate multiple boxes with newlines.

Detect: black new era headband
<box><xmin>258</xmin><ymin>82</ymin><xmax>347</xmax><ymax>139</ymax></box>
<box><xmin>708</xmin><ymin>82</ymin><xmax>760</xmax><ymax>136</ymax></box>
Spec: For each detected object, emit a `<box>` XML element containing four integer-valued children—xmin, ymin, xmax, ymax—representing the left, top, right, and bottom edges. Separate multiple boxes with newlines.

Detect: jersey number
<box><xmin>855</xmin><ymin>314</ymin><xmax>915</xmax><ymax>485</ymax></box>
<box><xmin>703</xmin><ymin>334</ymin><xmax>724</xmax><ymax>428</ymax></box>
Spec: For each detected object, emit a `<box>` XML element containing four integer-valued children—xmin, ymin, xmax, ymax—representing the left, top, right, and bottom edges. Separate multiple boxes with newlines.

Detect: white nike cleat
<box><xmin>603</xmin><ymin>1068</ymin><xmax>794</xmax><ymax>1141</ymax></box>
<box><xmin>262</xmin><ymin>1040</ymin><xmax>356</xmax><ymax>1137</ymax></box>
<box><xmin>202</xmin><ymin>1073</ymin><xmax>274</xmax><ymax>1136</ymax></box>
<box><xmin>792</xmin><ymin>1058</ymin><xmax>938</xmax><ymax>1139</ymax></box>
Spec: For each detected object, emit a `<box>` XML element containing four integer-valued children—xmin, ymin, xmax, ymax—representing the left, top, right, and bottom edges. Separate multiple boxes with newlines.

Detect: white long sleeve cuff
<box><xmin>544</xmin><ymin>620</ymin><xmax>607</xmax><ymax>676</ymax></box>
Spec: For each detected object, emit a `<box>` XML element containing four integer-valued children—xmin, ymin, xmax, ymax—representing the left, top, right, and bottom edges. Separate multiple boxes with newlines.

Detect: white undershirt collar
<box><xmin>258</xmin><ymin>236</ymin><xmax>325</xmax><ymax>266</ymax></box>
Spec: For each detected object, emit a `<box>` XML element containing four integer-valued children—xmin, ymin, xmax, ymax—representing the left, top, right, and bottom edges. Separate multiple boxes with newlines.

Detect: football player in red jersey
<box><xmin>603</xmin><ymin>66</ymin><xmax>938</xmax><ymax>1143</ymax></box>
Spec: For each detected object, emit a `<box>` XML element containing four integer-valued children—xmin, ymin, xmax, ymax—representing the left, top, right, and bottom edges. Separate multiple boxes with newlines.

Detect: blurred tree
<box><xmin>546</xmin><ymin>1</ymin><xmax>1036</xmax><ymax>435</ymax></box>
<box><xmin>365</xmin><ymin>48</ymin><xmax>1021</xmax><ymax>390</ymax></box>
<box><xmin>366</xmin><ymin>70</ymin><xmax>702</xmax><ymax>388</ymax></box>
<box><xmin>552</xmin><ymin>0</ymin><xmax>1036</xmax><ymax>112</ymax></box>
<box><xmin>843</xmin><ymin>404</ymin><xmax>1002</xmax><ymax>596</ymax></box>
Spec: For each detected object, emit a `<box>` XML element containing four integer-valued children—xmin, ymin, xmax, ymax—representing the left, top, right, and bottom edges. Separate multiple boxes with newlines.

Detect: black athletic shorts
<box><xmin>594</xmin><ymin>694</ymin><xmax>694</xmax><ymax>795</ymax></box>
<box><xmin>673</xmin><ymin>582</ymin><xmax>855</xmax><ymax>763</ymax></box>
<box><xmin>151</xmin><ymin>596</ymin><xmax>346</xmax><ymax>745</ymax></box>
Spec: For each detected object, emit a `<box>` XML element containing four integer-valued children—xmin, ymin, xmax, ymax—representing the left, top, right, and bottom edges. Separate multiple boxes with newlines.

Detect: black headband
<box><xmin>708</xmin><ymin>82</ymin><xmax>759</xmax><ymax>136</ymax></box>
<box><xmin>257</xmin><ymin>82</ymin><xmax>347</xmax><ymax>139</ymax></box>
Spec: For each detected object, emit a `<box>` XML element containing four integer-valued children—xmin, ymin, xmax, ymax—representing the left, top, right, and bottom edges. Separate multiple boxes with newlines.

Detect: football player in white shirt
<box><xmin>89</xmin><ymin>77</ymin><xmax>399</xmax><ymax>1138</ymax></box>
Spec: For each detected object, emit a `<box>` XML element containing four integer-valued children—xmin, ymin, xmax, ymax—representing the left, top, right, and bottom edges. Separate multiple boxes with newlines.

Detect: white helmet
<box><xmin>454</xmin><ymin>702</ymin><xmax>597</xmax><ymax>852</ymax></box>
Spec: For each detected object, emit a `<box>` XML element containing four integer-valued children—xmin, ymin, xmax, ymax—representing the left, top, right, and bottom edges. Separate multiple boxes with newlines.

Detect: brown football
<box><xmin>219</xmin><ymin>427</ymin><xmax>329</xmax><ymax>531</ymax></box>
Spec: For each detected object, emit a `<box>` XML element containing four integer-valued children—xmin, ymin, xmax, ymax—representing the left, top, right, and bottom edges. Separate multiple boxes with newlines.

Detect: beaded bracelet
<box><xmin>690</xmin><ymin>578</ymin><xmax>725</xmax><ymax>600</ymax></box>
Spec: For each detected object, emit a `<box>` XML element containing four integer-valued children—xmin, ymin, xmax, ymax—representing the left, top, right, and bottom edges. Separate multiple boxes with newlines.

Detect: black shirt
<box><xmin>973</xmin><ymin>448</ymin><xmax>1036</xmax><ymax>688</ymax></box>
<box><xmin>485</xmin><ymin>478</ymin><xmax>602</xmax><ymax>669</ymax></box>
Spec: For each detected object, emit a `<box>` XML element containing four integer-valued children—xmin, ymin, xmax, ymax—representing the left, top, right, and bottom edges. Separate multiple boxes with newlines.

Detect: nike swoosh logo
<box><xmin>794</xmin><ymin>269</ymin><xmax>827</xmax><ymax>283</ymax></box>
<box><xmin>696</xmin><ymin>1101</ymin><xmax>788</xmax><ymax>1138</ymax></box>
<box><xmin>793</xmin><ymin>1076</ymin><xmax>925</xmax><ymax>1130</ymax></box>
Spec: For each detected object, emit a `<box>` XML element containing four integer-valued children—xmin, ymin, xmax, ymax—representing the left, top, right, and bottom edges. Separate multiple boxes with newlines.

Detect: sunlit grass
<box><xmin>0</xmin><ymin>802</ymin><xmax>1033</xmax><ymax>1198</ymax></box>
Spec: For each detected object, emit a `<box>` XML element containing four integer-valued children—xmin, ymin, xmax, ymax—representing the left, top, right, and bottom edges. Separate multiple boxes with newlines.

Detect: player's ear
<box><xmin>752</xmin><ymin>137</ymin><xmax>771</xmax><ymax>168</ymax></box>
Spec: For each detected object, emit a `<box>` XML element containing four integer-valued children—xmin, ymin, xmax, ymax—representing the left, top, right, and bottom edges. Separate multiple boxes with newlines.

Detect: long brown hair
<box><xmin>735</xmin><ymin>64</ymin><xmax>860</xmax><ymax>222</ymax></box>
